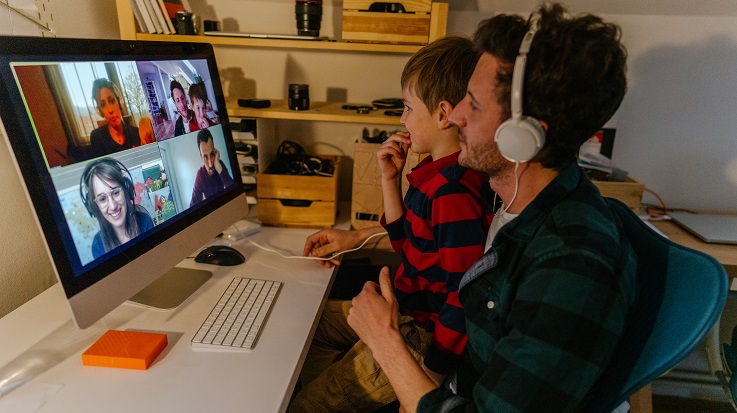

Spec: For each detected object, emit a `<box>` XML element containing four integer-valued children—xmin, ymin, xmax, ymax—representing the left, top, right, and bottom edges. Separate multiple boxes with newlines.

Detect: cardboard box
<box><xmin>593</xmin><ymin>176</ymin><xmax>645</xmax><ymax>210</ymax></box>
<box><xmin>351</xmin><ymin>142</ymin><xmax>420</xmax><ymax>229</ymax></box>
<box><xmin>257</xmin><ymin>155</ymin><xmax>339</xmax><ymax>228</ymax></box>
<box><xmin>342</xmin><ymin>1</ymin><xmax>448</xmax><ymax>45</ymax></box>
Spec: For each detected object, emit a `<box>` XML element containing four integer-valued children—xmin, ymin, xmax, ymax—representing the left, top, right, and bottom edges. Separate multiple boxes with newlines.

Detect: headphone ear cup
<box><xmin>122</xmin><ymin>176</ymin><xmax>135</xmax><ymax>204</ymax></box>
<box><xmin>494</xmin><ymin>117</ymin><xmax>546</xmax><ymax>163</ymax></box>
<box><xmin>84</xmin><ymin>193</ymin><xmax>95</xmax><ymax>217</ymax></box>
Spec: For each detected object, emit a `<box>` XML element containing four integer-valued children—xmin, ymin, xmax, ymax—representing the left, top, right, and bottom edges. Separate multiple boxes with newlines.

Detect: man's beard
<box><xmin>459</xmin><ymin>137</ymin><xmax>512</xmax><ymax>180</ymax></box>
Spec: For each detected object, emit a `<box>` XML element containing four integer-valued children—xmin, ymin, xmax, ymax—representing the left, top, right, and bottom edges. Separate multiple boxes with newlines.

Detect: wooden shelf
<box><xmin>133</xmin><ymin>33</ymin><xmax>423</xmax><ymax>54</ymax></box>
<box><xmin>227</xmin><ymin>99</ymin><xmax>402</xmax><ymax>125</ymax></box>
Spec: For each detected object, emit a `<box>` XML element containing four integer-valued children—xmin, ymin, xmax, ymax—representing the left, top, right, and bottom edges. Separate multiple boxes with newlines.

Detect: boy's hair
<box><xmin>474</xmin><ymin>2</ymin><xmax>627</xmax><ymax>170</ymax></box>
<box><xmin>400</xmin><ymin>36</ymin><xmax>477</xmax><ymax>112</ymax></box>
<box><xmin>188</xmin><ymin>82</ymin><xmax>208</xmax><ymax>104</ymax></box>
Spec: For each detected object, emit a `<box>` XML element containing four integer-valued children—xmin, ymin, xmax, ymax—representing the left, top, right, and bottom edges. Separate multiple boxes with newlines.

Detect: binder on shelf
<box><xmin>128</xmin><ymin>0</ymin><xmax>147</xmax><ymax>33</ymax></box>
<box><xmin>132</xmin><ymin>0</ymin><xmax>156</xmax><ymax>33</ymax></box>
<box><xmin>148</xmin><ymin>0</ymin><xmax>171</xmax><ymax>34</ymax></box>
<box><xmin>142</xmin><ymin>0</ymin><xmax>164</xmax><ymax>33</ymax></box>
<box><xmin>156</xmin><ymin>0</ymin><xmax>177</xmax><ymax>34</ymax></box>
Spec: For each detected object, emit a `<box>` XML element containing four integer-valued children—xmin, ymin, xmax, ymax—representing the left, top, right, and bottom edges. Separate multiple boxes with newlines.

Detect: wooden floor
<box><xmin>653</xmin><ymin>395</ymin><xmax>733</xmax><ymax>413</ymax></box>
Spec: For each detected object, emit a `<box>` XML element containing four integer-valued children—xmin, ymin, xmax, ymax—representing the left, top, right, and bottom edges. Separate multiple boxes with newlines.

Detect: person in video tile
<box><xmin>188</xmin><ymin>82</ymin><xmax>216</xmax><ymax>132</ymax></box>
<box><xmin>171</xmin><ymin>79</ymin><xmax>195</xmax><ymax>137</ymax></box>
<box><xmin>189</xmin><ymin>128</ymin><xmax>233</xmax><ymax>207</ymax></box>
<box><xmin>80</xmin><ymin>158</ymin><xmax>154</xmax><ymax>259</ymax></box>
<box><xmin>89</xmin><ymin>78</ymin><xmax>141</xmax><ymax>158</ymax></box>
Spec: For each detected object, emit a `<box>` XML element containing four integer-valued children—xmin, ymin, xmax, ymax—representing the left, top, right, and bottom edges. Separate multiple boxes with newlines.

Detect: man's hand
<box><xmin>303</xmin><ymin>228</ymin><xmax>362</xmax><ymax>268</ymax></box>
<box><xmin>377</xmin><ymin>131</ymin><xmax>411</xmax><ymax>182</ymax></box>
<box><xmin>214</xmin><ymin>148</ymin><xmax>223</xmax><ymax>174</ymax></box>
<box><xmin>347</xmin><ymin>267</ymin><xmax>399</xmax><ymax>356</ymax></box>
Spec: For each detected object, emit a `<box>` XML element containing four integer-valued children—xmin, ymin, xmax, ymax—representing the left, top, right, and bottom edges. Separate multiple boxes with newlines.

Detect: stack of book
<box><xmin>129</xmin><ymin>0</ymin><xmax>188</xmax><ymax>34</ymax></box>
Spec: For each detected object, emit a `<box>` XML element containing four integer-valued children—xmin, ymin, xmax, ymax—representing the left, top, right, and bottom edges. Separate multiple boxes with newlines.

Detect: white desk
<box><xmin>0</xmin><ymin>225</ymin><xmax>336</xmax><ymax>413</ymax></box>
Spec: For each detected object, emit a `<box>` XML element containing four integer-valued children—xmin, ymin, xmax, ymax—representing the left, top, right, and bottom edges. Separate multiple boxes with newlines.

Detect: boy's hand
<box><xmin>303</xmin><ymin>228</ymin><xmax>362</xmax><ymax>267</ymax></box>
<box><xmin>377</xmin><ymin>131</ymin><xmax>411</xmax><ymax>182</ymax></box>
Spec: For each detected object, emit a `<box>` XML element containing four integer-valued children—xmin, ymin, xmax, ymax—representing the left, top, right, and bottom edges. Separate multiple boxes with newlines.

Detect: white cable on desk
<box><xmin>247</xmin><ymin>231</ymin><xmax>388</xmax><ymax>261</ymax></box>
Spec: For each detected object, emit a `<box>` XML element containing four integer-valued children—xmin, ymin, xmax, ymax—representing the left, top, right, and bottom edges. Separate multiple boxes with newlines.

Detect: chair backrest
<box><xmin>586</xmin><ymin>198</ymin><xmax>728</xmax><ymax>412</ymax></box>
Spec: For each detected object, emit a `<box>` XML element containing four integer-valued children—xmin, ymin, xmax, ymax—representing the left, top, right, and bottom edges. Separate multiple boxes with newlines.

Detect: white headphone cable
<box><xmin>501</xmin><ymin>161</ymin><xmax>521</xmax><ymax>214</ymax></box>
<box><xmin>247</xmin><ymin>230</ymin><xmax>389</xmax><ymax>261</ymax></box>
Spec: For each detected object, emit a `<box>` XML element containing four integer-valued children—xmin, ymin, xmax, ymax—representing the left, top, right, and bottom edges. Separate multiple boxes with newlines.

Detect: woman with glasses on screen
<box><xmin>89</xmin><ymin>78</ymin><xmax>141</xmax><ymax>159</ymax></box>
<box><xmin>80</xmin><ymin>158</ymin><xmax>154</xmax><ymax>259</ymax></box>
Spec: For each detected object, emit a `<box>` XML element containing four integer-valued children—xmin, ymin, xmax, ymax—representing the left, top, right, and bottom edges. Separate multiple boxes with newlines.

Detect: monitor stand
<box><xmin>128</xmin><ymin>267</ymin><xmax>212</xmax><ymax>309</ymax></box>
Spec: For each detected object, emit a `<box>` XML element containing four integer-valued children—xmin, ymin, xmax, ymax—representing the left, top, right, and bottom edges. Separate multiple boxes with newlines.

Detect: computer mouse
<box><xmin>194</xmin><ymin>245</ymin><xmax>246</xmax><ymax>266</ymax></box>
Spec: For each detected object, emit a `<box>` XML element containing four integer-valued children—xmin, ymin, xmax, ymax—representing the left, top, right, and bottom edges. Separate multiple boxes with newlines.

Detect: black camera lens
<box><xmin>295</xmin><ymin>0</ymin><xmax>322</xmax><ymax>37</ymax></box>
<box><xmin>175</xmin><ymin>11</ymin><xmax>195</xmax><ymax>35</ymax></box>
<box><xmin>288</xmin><ymin>84</ymin><xmax>310</xmax><ymax>111</ymax></box>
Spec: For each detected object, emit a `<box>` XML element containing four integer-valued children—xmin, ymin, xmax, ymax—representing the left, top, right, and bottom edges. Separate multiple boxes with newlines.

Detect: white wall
<box><xmin>0</xmin><ymin>0</ymin><xmax>119</xmax><ymax>318</ymax></box>
<box><xmin>1</xmin><ymin>0</ymin><xmax>736</xmax><ymax>316</ymax></box>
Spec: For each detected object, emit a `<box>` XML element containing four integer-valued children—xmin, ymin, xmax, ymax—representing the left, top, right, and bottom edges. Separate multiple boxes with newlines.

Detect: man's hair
<box><xmin>400</xmin><ymin>35</ymin><xmax>477</xmax><ymax>112</ymax></box>
<box><xmin>474</xmin><ymin>2</ymin><xmax>627</xmax><ymax>170</ymax></box>
<box><xmin>170</xmin><ymin>79</ymin><xmax>185</xmax><ymax>96</ymax></box>
<box><xmin>196</xmin><ymin>128</ymin><xmax>213</xmax><ymax>149</ymax></box>
<box><xmin>91</xmin><ymin>78</ymin><xmax>124</xmax><ymax>117</ymax></box>
<box><xmin>188</xmin><ymin>82</ymin><xmax>208</xmax><ymax>104</ymax></box>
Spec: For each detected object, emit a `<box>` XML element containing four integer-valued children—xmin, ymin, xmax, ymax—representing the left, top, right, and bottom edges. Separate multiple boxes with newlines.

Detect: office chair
<box><xmin>706</xmin><ymin>295</ymin><xmax>737</xmax><ymax>410</ymax></box>
<box><xmin>585</xmin><ymin>197</ymin><xmax>728</xmax><ymax>412</ymax></box>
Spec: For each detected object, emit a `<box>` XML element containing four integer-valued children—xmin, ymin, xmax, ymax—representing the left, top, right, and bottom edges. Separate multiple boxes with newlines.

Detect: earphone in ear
<box><xmin>80</xmin><ymin>158</ymin><xmax>135</xmax><ymax>217</ymax></box>
<box><xmin>494</xmin><ymin>21</ymin><xmax>546</xmax><ymax>163</ymax></box>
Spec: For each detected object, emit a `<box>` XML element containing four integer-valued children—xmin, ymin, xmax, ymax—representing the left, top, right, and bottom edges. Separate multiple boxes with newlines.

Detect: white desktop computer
<box><xmin>0</xmin><ymin>36</ymin><xmax>248</xmax><ymax>329</ymax></box>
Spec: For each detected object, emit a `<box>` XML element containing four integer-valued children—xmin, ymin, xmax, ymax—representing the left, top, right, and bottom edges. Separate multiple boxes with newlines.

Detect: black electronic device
<box><xmin>237</xmin><ymin>98</ymin><xmax>271</xmax><ymax>109</ymax></box>
<box><xmin>195</xmin><ymin>245</ymin><xmax>246</xmax><ymax>266</ymax></box>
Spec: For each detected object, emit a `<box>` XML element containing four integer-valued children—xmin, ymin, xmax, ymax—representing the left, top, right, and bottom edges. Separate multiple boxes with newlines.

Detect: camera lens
<box><xmin>288</xmin><ymin>84</ymin><xmax>310</xmax><ymax>111</ymax></box>
<box><xmin>295</xmin><ymin>0</ymin><xmax>322</xmax><ymax>37</ymax></box>
<box><xmin>175</xmin><ymin>11</ymin><xmax>195</xmax><ymax>35</ymax></box>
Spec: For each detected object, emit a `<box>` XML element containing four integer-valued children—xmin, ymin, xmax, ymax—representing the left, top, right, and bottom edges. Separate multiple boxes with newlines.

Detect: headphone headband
<box><xmin>511</xmin><ymin>21</ymin><xmax>538</xmax><ymax>121</ymax></box>
<box><xmin>493</xmin><ymin>19</ymin><xmax>546</xmax><ymax>164</ymax></box>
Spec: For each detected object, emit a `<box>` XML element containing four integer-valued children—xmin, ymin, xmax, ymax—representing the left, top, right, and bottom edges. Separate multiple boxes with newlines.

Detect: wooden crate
<box><xmin>257</xmin><ymin>155</ymin><xmax>339</xmax><ymax>228</ymax></box>
<box><xmin>342</xmin><ymin>2</ymin><xmax>448</xmax><ymax>45</ymax></box>
<box><xmin>351</xmin><ymin>143</ymin><xmax>420</xmax><ymax>229</ymax></box>
<box><xmin>593</xmin><ymin>176</ymin><xmax>645</xmax><ymax>210</ymax></box>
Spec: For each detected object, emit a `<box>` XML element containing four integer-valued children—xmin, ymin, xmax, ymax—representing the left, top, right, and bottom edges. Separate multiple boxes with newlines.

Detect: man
<box><xmin>189</xmin><ymin>129</ymin><xmax>234</xmax><ymax>207</ymax></box>
<box><xmin>347</xmin><ymin>3</ymin><xmax>638</xmax><ymax>412</ymax></box>
<box><xmin>171</xmin><ymin>80</ymin><xmax>194</xmax><ymax>137</ymax></box>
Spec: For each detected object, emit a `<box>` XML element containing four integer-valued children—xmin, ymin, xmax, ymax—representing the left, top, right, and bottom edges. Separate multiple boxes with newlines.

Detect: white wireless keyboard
<box><xmin>191</xmin><ymin>277</ymin><xmax>281</xmax><ymax>351</ymax></box>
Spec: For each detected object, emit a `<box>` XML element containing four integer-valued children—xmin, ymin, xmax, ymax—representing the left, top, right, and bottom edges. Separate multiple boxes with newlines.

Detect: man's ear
<box><xmin>436</xmin><ymin>100</ymin><xmax>454</xmax><ymax>130</ymax></box>
<box><xmin>538</xmin><ymin>119</ymin><xmax>549</xmax><ymax>133</ymax></box>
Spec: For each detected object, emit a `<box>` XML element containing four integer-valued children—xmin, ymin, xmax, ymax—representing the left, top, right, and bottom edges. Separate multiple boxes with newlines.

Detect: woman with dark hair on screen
<box><xmin>80</xmin><ymin>158</ymin><xmax>154</xmax><ymax>259</ymax></box>
<box><xmin>89</xmin><ymin>78</ymin><xmax>141</xmax><ymax>158</ymax></box>
<box><xmin>188</xmin><ymin>82</ymin><xmax>216</xmax><ymax>132</ymax></box>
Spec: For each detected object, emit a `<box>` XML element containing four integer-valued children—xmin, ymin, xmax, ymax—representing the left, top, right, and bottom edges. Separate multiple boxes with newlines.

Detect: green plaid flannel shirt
<box><xmin>418</xmin><ymin>162</ymin><xmax>638</xmax><ymax>413</ymax></box>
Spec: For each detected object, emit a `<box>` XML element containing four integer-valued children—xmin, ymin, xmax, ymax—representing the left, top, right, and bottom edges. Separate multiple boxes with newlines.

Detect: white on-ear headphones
<box><xmin>494</xmin><ymin>21</ymin><xmax>546</xmax><ymax>163</ymax></box>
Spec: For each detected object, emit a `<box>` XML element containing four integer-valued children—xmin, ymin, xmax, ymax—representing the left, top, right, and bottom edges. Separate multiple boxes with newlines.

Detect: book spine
<box><xmin>156</xmin><ymin>0</ymin><xmax>177</xmax><ymax>34</ymax></box>
<box><xmin>142</xmin><ymin>0</ymin><xmax>163</xmax><ymax>33</ymax></box>
<box><xmin>149</xmin><ymin>0</ymin><xmax>171</xmax><ymax>34</ymax></box>
<box><xmin>134</xmin><ymin>0</ymin><xmax>156</xmax><ymax>33</ymax></box>
<box><xmin>128</xmin><ymin>0</ymin><xmax>147</xmax><ymax>33</ymax></box>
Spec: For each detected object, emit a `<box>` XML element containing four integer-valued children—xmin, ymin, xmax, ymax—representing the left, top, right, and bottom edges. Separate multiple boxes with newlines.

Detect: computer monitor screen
<box><xmin>0</xmin><ymin>36</ymin><xmax>247</xmax><ymax>328</ymax></box>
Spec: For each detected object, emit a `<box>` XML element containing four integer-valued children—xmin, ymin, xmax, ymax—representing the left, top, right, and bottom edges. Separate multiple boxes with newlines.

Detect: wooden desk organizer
<box><xmin>342</xmin><ymin>1</ymin><xmax>448</xmax><ymax>45</ymax></box>
<box><xmin>257</xmin><ymin>155</ymin><xmax>340</xmax><ymax>228</ymax></box>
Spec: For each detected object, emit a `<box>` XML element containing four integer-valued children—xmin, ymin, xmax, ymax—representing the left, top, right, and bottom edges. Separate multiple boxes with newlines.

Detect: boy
<box><xmin>291</xmin><ymin>35</ymin><xmax>492</xmax><ymax>412</ymax></box>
